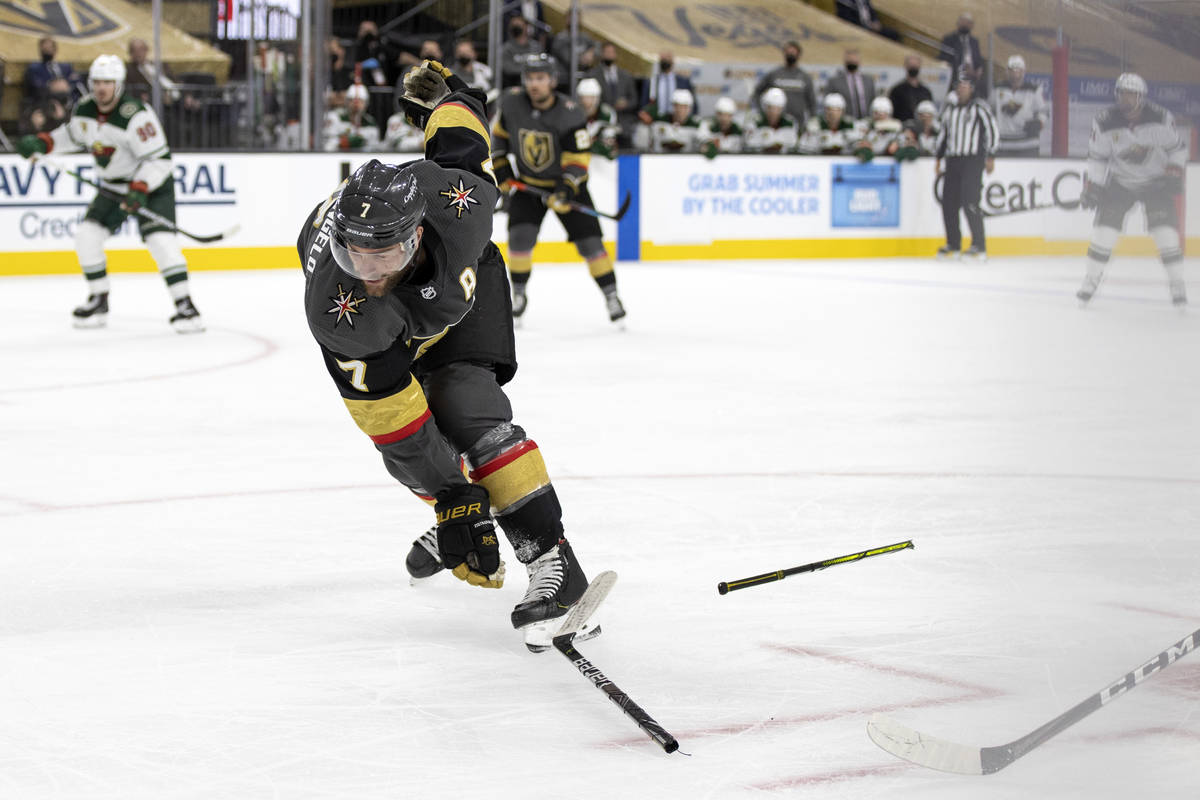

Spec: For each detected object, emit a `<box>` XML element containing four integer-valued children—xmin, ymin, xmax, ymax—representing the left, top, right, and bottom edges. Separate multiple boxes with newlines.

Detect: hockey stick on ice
<box><xmin>551</xmin><ymin>571</ymin><xmax>680</xmax><ymax>754</ymax></box>
<box><xmin>867</xmin><ymin>625</ymin><xmax>1200</xmax><ymax>775</ymax></box>
<box><xmin>717</xmin><ymin>539</ymin><xmax>914</xmax><ymax>595</ymax></box>
<box><xmin>36</xmin><ymin>157</ymin><xmax>241</xmax><ymax>243</ymax></box>
<box><xmin>509</xmin><ymin>180</ymin><xmax>633</xmax><ymax>221</ymax></box>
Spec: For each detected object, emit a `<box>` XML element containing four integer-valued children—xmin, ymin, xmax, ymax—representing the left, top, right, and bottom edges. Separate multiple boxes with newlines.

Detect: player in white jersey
<box><xmin>649</xmin><ymin>88</ymin><xmax>702</xmax><ymax>153</ymax></box>
<box><xmin>16</xmin><ymin>55</ymin><xmax>202</xmax><ymax>332</ymax></box>
<box><xmin>382</xmin><ymin>107</ymin><xmax>425</xmax><ymax>151</ymax></box>
<box><xmin>745</xmin><ymin>87</ymin><xmax>800</xmax><ymax>153</ymax></box>
<box><xmin>698</xmin><ymin>96</ymin><xmax>746</xmax><ymax>158</ymax></box>
<box><xmin>852</xmin><ymin>95</ymin><xmax>903</xmax><ymax>161</ymax></box>
<box><xmin>1077</xmin><ymin>73</ymin><xmax>1188</xmax><ymax>307</ymax></box>
<box><xmin>323</xmin><ymin>84</ymin><xmax>381</xmax><ymax>152</ymax></box>
<box><xmin>798</xmin><ymin>93</ymin><xmax>858</xmax><ymax>155</ymax></box>
<box><xmin>993</xmin><ymin>55</ymin><xmax>1047</xmax><ymax>157</ymax></box>
<box><xmin>575</xmin><ymin>78</ymin><xmax>620</xmax><ymax>159</ymax></box>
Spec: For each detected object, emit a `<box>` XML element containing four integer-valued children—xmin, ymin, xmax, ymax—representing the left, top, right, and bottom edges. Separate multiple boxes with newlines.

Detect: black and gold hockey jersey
<box><xmin>298</xmin><ymin>89</ymin><xmax>502</xmax><ymax>501</ymax></box>
<box><xmin>492</xmin><ymin>88</ymin><xmax>591</xmax><ymax>190</ymax></box>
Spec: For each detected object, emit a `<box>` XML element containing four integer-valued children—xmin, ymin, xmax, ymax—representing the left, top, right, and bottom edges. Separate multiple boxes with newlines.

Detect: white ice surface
<box><xmin>1</xmin><ymin>256</ymin><xmax>1198</xmax><ymax>799</ymax></box>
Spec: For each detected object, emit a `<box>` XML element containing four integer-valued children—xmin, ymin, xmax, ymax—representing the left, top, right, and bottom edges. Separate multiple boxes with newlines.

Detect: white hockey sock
<box><xmin>146</xmin><ymin>232</ymin><xmax>191</xmax><ymax>301</ymax></box>
<box><xmin>1085</xmin><ymin>225</ymin><xmax>1120</xmax><ymax>280</ymax></box>
<box><xmin>1151</xmin><ymin>226</ymin><xmax>1184</xmax><ymax>283</ymax></box>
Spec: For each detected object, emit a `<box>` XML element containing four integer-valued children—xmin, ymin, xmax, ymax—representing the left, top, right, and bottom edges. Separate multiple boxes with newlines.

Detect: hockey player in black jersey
<box><xmin>1077</xmin><ymin>73</ymin><xmax>1188</xmax><ymax>307</ymax></box>
<box><xmin>492</xmin><ymin>53</ymin><xmax>626</xmax><ymax>323</ymax></box>
<box><xmin>297</xmin><ymin>60</ymin><xmax>598</xmax><ymax>652</ymax></box>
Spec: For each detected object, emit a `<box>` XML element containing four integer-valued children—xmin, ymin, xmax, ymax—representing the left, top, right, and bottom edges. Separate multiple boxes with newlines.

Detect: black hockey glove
<box><xmin>1023</xmin><ymin>118</ymin><xmax>1043</xmax><ymax>137</ymax></box>
<box><xmin>435</xmin><ymin>483</ymin><xmax>505</xmax><ymax>588</ymax></box>
<box><xmin>400</xmin><ymin>60</ymin><xmax>469</xmax><ymax>129</ymax></box>
<box><xmin>492</xmin><ymin>155</ymin><xmax>515</xmax><ymax>192</ymax></box>
<box><xmin>1079</xmin><ymin>179</ymin><xmax>1104</xmax><ymax>211</ymax></box>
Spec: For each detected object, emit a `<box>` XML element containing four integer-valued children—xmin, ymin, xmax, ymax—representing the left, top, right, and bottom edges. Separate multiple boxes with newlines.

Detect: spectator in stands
<box><xmin>551</xmin><ymin>9</ymin><xmax>596</xmax><ymax>85</ymax></box>
<box><xmin>453</xmin><ymin>40</ymin><xmax>492</xmax><ymax>93</ymax></box>
<box><xmin>18</xmin><ymin>76</ymin><xmax>72</xmax><ymax>135</ymax></box>
<box><xmin>752</xmin><ymin>41</ymin><xmax>817</xmax><ymax>127</ymax></box>
<box><xmin>799</xmin><ymin>94</ymin><xmax>859</xmax><ymax>155</ymax></box>
<box><xmin>23</xmin><ymin>37</ymin><xmax>81</xmax><ymax>108</ymax></box>
<box><xmin>500</xmin><ymin>16</ymin><xmax>544</xmax><ymax>89</ymax></box>
<box><xmin>745</xmin><ymin>87</ymin><xmax>801</xmax><ymax>153</ymax></box>
<box><xmin>649</xmin><ymin>88</ymin><xmax>702</xmax><ymax>153</ymax></box>
<box><xmin>698</xmin><ymin>96</ymin><xmax>746</xmax><ymax>158</ymax></box>
<box><xmin>575</xmin><ymin>78</ymin><xmax>620</xmax><ymax>159</ymax></box>
<box><xmin>638</xmin><ymin>50</ymin><xmax>695</xmax><ymax>123</ymax></box>
<box><xmin>585</xmin><ymin>42</ymin><xmax>637</xmax><ymax>144</ymax></box>
<box><xmin>353</xmin><ymin>22</ymin><xmax>387</xmax><ymax>84</ymax></box>
<box><xmin>994</xmin><ymin>55</ymin><xmax>1047</xmax><ymax>157</ymax></box>
<box><xmin>938</xmin><ymin>13</ymin><xmax>984</xmax><ymax>95</ymax></box>
<box><xmin>505</xmin><ymin>0</ymin><xmax>549</xmax><ymax>49</ymax></box>
<box><xmin>888</xmin><ymin>54</ymin><xmax>933</xmax><ymax>122</ymax></box>
<box><xmin>125</xmin><ymin>38</ymin><xmax>180</xmax><ymax>106</ymax></box>
<box><xmin>835</xmin><ymin>0</ymin><xmax>900</xmax><ymax>41</ymax></box>
<box><xmin>328</xmin><ymin>37</ymin><xmax>353</xmax><ymax>92</ymax></box>
<box><xmin>823</xmin><ymin>48</ymin><xmax>875</xmax><ymax>121</ymax></box>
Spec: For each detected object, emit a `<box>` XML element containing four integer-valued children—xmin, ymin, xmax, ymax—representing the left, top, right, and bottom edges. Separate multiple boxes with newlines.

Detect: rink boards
<box><xmin>0</xmin><ymin>152</ymin><xmax>1196</xmax><ymax>275</ymax></box>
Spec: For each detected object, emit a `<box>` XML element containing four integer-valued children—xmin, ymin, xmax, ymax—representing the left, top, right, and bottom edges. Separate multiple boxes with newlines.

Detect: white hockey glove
<box><xmin>400</xmin><ymin>60</ymin><xmax>468</xmax><ymax>129</ymax></box>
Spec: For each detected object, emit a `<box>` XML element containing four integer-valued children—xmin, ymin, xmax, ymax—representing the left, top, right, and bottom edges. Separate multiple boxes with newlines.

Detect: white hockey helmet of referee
<box><xmin>1114</xmin><ymin>72</ymin><xmax>1147</xmax><ymax>116</ymax></box>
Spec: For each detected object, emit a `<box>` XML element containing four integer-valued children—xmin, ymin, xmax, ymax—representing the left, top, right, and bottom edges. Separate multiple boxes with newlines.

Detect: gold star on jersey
<box><xmin>439</xmin><ymin>178</ymin><xmax>479</xmax><ymax>218</ymax></box>
<box><xmin>327</xmin><ymin>283</ymin><xmax>366</xmax><ymax>327</ymax></box>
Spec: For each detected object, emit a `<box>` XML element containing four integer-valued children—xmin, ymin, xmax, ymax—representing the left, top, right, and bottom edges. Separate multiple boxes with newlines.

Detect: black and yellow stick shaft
<box><xmin>717</xmin><ymin>540</ymin><xmax>914</xmax><ymax>595</ymax></box>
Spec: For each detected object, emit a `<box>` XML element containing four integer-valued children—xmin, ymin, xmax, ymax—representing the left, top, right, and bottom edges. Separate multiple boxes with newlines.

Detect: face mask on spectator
<box><xmin>958</xmin><ymin>25</ymin><xmax>971</xmax><ymax>34</ymax></box>
<box><xmin>907</xmin><ymin>67</ymin><xmax>920</xmax><ymax>78</ymax></box>
<box><xmin>457</xmin><ymin>55</ymin><xmax>472</xmax><ymax>67</ymax></box>
<box><xmin>659</xmin><ymin>59</ymin><xmax>672</xmax><ymax>72</ymax></box>
<box><xmin>602</xmin><ymin>57</ymin><xmax>615</xmax><ymax>66</ymax></box>
<box><xmin>51</xmin><ymin>91</ymin><xmax>71</xmax><ymax>105</ymax></box>
<box><xmin>785</xmin><ymin>54</ymin><xmax>798</xmax><ymax>66</ymax></box>
<box><xmin>42</xmin><ymin>50</ymin><xmax>54</xmax><ymax>63</ymax></box>
<box><xmin>510</xmin><ymin>25</ymin><xmax>523</xmax><ymax>37</ymax></box>
<box><xmin>845</xmin><ymin>62</ymin><xmax>858</xmax><ymax>72</ymax></box>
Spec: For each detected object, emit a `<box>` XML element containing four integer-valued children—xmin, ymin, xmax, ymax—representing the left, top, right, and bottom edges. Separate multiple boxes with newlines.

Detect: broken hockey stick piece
<box><xmin>509</xmin><ymin>180</ymin><xmax>632</xmax><ymax>221</ymax></box>
<box><xmin>717</xmin><ymin>539</ymin><xmax>914</xmax><ymax>595</ymax></box>
<box><xmin>867</xmin><ymin>625</ymin><xmax>1200</xmax><ymax>774</ymax></box>
<box><xmin>554</xmin><ymin>633</ymin><xmax>680</xmax><ymax>754</ymax></box>
<box><xmin>37</xmin><ymin>157</ymin><xmax>241</xmax><ymax>243</ymax></box>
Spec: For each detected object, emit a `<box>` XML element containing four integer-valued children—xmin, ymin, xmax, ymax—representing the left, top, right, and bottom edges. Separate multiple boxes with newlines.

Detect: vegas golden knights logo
<box><xmin>0</xmin><ymin>0</ymin><xmax>126</xmax><ymax>38</ymax></box>
<box><xmin>518</xmin><ymin>128</ymin><xmax>555</xmax><ymax>172</ymax></box>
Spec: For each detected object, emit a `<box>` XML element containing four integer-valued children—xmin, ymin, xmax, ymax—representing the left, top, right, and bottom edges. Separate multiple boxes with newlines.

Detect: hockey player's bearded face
<box><xmin>524</xmin><ymin>72</ymin><xmax>555</xmax><ymax>105</ymax></box>
<box><xmin>92</xmin><ymin>80</ymin><xmax>118</xmax><ymax>109</ymax></box>
<box><xmin>341</xmin><ymin>227</ymin><xmax>424</xmax><ymax>297</ymax></box>
<box><xmin>1116</xmin><ymin>90</ymin><xmax>1142</xmax><ymax>118</ymax></box>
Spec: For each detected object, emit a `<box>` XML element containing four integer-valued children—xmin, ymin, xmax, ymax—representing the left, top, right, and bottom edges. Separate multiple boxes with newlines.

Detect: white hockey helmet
<box><xmin>714</xmin><ymin>96</ymin><xmax>737</xmax><ymax>115</ymax></box>
<box><xmin>346</xmin><ymin>83</ymin><xmax>369</xmax><ymax>102</ymax></box>
<box><xmin>670</xmin><ymin>87</ymin><xmax>693</xmax><ymax>107</ymax></box>
<box><xmin>88</xmin><ymin>54</ymin><xmax>126</xmax><ymax>96</ymax></box>
<box><xmin>1007</xmin><ymin>54</ymin><xmax>1026</xmax><ymax>72</ymax></box>
<box><xmin>762</xmin><ymin>87</ymin><xmax>787</xmax><ymax>108</ymax></box>
<box><xmin>870</xmin><ymin>95</ymin><xmax>893</xmax><ymax>118</ymax></box>
<box><xmin>823</xmin><ymin>92</ymin><xmax>846</xmax><ymax>111</ymax></box>
<box><xmin>916</xmin><ymin>99</ymin><xmax>937</xmax><ymax>117</ymax></box>
<box><xmin>1114</xmin><ymin>72</ymin><xmax>1147</xmax><ymax>114</ymax></box>
<box><xmin>576</xmin><ymin>77</ymin><xmax>602</xmax><ymax>98</ymax></box>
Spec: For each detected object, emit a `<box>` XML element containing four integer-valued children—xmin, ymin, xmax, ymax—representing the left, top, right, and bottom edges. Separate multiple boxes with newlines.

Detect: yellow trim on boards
<box><xmin>1</xmin><ymin>237</ymin><xmax>1196</xmax><ymax>276</ymax></box>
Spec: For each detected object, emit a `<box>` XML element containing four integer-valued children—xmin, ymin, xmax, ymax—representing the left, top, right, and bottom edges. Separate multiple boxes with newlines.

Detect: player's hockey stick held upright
<box><xmin>868</xmin><ymin>625</ymin><xmax>1200</xmax><ymax>775</ymax></box>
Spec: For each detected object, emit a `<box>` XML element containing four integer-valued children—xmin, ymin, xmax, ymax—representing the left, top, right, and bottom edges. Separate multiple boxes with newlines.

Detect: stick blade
<box><xmin>554</xmin><ymin>570</ymin><xmax>617</xmax><ymax>638</ymax></box>
<box><xmin>613</xmin><ymin>192</ymin><xmax>632</xmax><ymax>221</ymax></box>
<box><xmin>867</xmin><ymin>713</ymin><xmax>985</xmax><ymax>775</ymax></box>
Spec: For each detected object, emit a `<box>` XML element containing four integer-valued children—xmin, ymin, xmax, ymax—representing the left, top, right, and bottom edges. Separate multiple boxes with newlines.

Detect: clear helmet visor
<box><xmin>330</xmin><ymin>232</ymin><xmax>418</xmax><ymax>282</ymax></box>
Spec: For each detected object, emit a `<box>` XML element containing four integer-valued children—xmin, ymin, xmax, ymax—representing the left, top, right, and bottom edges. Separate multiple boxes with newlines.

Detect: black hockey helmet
<box><xmin>521</xmin><ymin>52</ymin><xmax>558</xmax><ymax>80</ymax></box>
<box><xmin>330</xmin><ymin>159</ymin><xmax>427</xmax><ymax>281</ymax></box>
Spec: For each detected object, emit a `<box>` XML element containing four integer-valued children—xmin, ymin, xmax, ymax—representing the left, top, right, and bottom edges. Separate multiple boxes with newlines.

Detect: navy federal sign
<box><xmin>0</xmin><ymin>0</ymin><xmax>127</xmax><ymax>39</ymax></box>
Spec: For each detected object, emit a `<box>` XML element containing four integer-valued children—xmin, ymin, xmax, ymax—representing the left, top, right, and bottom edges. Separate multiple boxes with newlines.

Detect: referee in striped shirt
<box><xmin>935</xmin><ymin>71</ymin><xmax>999</xmax><ymax>260</ymax></box>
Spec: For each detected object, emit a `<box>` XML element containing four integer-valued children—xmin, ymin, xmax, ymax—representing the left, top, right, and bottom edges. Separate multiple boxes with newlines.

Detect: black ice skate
<box><xmin>512</xmin><ymin>540</ymin><xmax>599</xmax><ymax>652</ymax></box>
<box><xmin>72</xmin><ymin>292</ymin><xmax>109</xmax><ymax>328</ymax></box>
<box><xmin>604</xmin><ymin>291</ymin><xmax>627</xmax><ymax>323</ymax></box>
<box><xmin>963</xmin><ymin>246</ymin><xmax>988</xmax><ymax>263</ymax></box>
<box><xmin>1170</xmin><ymin>280</ymin><xmax>1187</xmax><ymax>307</ymax></box>
<box><xmin>936</xmin><ymin>246</ymin><xmax>960</xmax><ymax>261</ymax></box>
<box><xmin>1076</xmin><ymin>275</ymin><xmax>1100</xmax><ymax>305</ymax></box>
<box><xmin>512</xmin><ymin>287</ymin><xmax>528</xmax><ymax>319</ymax></box>
<box><xmin>405</xmin><ymin>525</ymin><xmax>444</xmax><ymax>580</ymax></box>
<box><xmin>170</xmin><ymin>296</ymin><xmax>205</xmax><ymax>334</ymax></box>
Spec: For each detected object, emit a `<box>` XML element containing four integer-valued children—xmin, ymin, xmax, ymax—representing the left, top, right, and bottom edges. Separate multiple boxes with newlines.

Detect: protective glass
<box><xmin>330</xmin><ymin>232</ymin><xmax>419</xmax><ymax>281</ymax></box>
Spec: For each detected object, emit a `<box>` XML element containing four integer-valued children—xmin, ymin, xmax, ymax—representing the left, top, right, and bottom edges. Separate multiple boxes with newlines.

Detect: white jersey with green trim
<box><xmin>46</xmin><ymin>94</ymin><xmax>174</xmax><ymax>192</ymax></box>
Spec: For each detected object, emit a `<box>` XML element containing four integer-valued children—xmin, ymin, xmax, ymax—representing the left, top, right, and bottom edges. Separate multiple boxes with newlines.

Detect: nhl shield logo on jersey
<box><xmin>439</xmin><ymin>178</ymin><xmax>479</xmax><ymax>219</ymax></box>
<box><xmin>519</xmin><ymin>128</ymin><xmax>555</xmax><ymax>171</ymax></box>
<box><xmin>327</xmin><ymin>283</ymin><xmax>366</xmax><ymax>328</ymax></box>
<box><xmin>421</xmin><ymin>286</ymin><xmax>437</xmax><ymax>300</ymax></box>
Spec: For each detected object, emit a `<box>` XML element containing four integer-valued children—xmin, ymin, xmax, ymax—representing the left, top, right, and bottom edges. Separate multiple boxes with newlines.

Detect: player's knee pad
<box><xmin>1087</xmin><ymin>225</ymin><xmax>1120</xmax><ymax>262</ymax></box>
<box><xmin>145</xmin><ymin>231</ymin><xmax>186</xmax><ymax>271</ymax></box>
<box><xmin>1147</xmin><ymin>204</ymin><xmax>1180</xmax><ymax>232</ymax></box>
<box><xmin>1150</xmin><ymin>226</ymin><xmax>1183</xmax><ymax>263</ymax></box>
<box><xmin>75</xmin><ymin>220</ymin><xmax>109</xmax><ymax>267</ymax></box>
<box><xmin>508</xmin><ymin>223</ymin><xmax>539</xmax><ymax>254</ymax></box>
<box><xmin>465</xmin><ymin>423</ymin><xmax>561</xmax><ymax>562</ymax></box>
<box><xmin>574</xmin><ymin>235</ymin><xmax>606</xmax><ymax>261</ymax></box>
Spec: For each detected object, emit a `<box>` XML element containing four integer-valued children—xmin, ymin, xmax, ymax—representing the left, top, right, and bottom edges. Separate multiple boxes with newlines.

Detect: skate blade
<box><xmin>73</xmin><ymin>315</ymin><xmax>108</xmax><ymax>329</ymax></box>
<box><xmin>525</xmin><ymin>621</ymin><xmax>601</xmax><ymax>653</ymax></box>
<box><xmin>172</xmin><ymin>318</ymin><xmax>206</xmax><ymax>334</ymax></box>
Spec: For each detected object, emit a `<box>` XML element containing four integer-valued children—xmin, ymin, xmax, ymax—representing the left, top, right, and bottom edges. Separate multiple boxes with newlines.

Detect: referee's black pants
<box><xmin>942</xmin><ymin>155</ymin><xmax>986</xmax><ymax>251</ymax></box>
